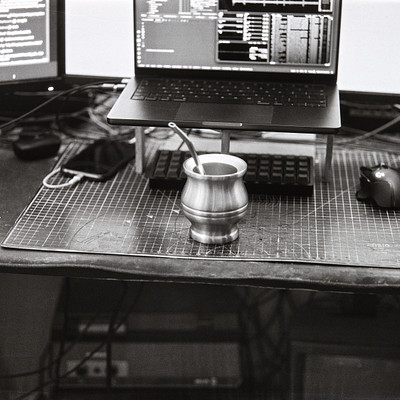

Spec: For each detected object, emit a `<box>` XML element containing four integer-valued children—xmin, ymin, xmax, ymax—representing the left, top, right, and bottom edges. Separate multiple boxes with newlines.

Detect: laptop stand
<box><xmin>133</xmin><ymin>127</ymin><xmax>334</xmax><ymax>182</ymax></box>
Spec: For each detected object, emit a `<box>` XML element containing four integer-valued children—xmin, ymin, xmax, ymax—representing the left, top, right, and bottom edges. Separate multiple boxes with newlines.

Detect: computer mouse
<box><xmin>356</xmin><ymin>163</ymin><xmax>400</xmax><ymax>209</ymax></box>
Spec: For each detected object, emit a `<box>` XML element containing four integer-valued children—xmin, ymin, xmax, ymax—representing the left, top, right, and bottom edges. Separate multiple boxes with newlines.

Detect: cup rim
<box><xmin>183</xmin><ymin>153</ymin><xmax>247</xmax><ymax>179</ymax></box>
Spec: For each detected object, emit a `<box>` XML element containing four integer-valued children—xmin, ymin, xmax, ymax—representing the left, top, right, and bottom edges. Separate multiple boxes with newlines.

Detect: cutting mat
<box><xmin>2</xmin><ymin>141</ymin><xmax>400</xmax><ymax>268</ymax></box>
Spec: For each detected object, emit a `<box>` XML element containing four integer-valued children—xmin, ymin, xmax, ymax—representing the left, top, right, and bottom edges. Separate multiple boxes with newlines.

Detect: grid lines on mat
<box><xmin>3</xmin><ymin>142</ymin><xmax>400</xmax><ymax>268</ymax></box>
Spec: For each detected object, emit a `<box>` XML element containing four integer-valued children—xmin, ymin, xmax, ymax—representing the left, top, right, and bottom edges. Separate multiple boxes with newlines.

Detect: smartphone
<box><xmin>61</xmin><ymin>139</ymin><xmax>135</xmax><ymax>181</ymax></box>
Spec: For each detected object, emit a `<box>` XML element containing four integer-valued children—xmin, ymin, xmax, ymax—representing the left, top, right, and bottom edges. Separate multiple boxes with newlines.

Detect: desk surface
<box><xmin>1</xmin><ymin>137</ymin><xmax>400</xmax><ymax>293</ymax></box>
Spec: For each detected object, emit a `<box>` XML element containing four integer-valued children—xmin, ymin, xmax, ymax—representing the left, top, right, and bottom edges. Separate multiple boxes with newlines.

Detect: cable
<box><xmin>0</xmin><ymin>297</ymin><xmax>108</xmax><ymax>381</ymax></box>
<box><xmin>253</xmin><ymin>291</ymin><xmax>288</xmax><ymax>399</ymax></box>
<box><xmin>236</xmin><ymin>288</ymin><xmax>280</xmax><ymax>392</ymax></box>
<box><xmin>42</xmin><ymin>168</ymin><xmax>84</xmax><ymax>189</ymax></box>
<box><xmin>87</xmin><ymin>107</ymin><xmax>119</xmax><ymax>135</ymax></box>
<box><xmin>54</xmin><ymin>90</ymin><xmax>134</xmax><ymax>142</ymax></box>
<box><xmin>13</xmin><ymin>282</ymin><xmax>145</xmax><ymax>400</ymax></box>
<box><xmin>336</xmin><ymin>110</ymin><xmax>400</xmax><ymax>146</ymax></box>
<box><xmin>53</xmin><ymin>279</ymin><xmax>71</xmax><ymax>394</ymax></box>
<box><xmin>0</xmin><ymin>80</ymin><xmax>123</xmax><ymax>134</ymax></box>
<box><xmin>248</xmin><ymin>289</ymin><xmax>280</xmax><ymax>309</ymax></box>
<box><xmin>106</xmin><ymin>281</ymin><xmax>128</xmax><ymax>389</ymax></box>
<box><xmin>340</xmin><ymin>100</ymin><xmax>397</xmax><ymax>111</ymax></box>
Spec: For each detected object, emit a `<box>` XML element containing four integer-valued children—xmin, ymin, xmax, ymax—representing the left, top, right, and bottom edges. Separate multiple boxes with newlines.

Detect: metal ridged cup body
<box><xmin>181</xmin><ymin>154</ymin><xmax>248</xmax><ymax>244</ymax></box>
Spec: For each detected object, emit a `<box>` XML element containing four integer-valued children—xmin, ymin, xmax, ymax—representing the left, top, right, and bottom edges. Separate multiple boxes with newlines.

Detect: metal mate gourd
<box><xmin>181</xmin><ymin>153</ymin><xmax>248</xmax><ymax>244</ymax></box>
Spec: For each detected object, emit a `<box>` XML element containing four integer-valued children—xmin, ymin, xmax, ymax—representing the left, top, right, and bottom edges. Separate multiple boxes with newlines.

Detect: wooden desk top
<box><xmin>1</xmin><ymin>140</ymin><xmax>400</xmax><ymax>293</ymax></box>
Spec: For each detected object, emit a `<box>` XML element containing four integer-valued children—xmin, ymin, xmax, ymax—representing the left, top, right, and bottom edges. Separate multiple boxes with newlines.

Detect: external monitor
<box><xmin>338</xmin><ymin>0</ymin><xmax>400</xmax><ymax>103</ymax></box>
<box><xmin>0</xmin><ymin>0</ymin><xmax>64</xmax><ymax>93</ymax></box>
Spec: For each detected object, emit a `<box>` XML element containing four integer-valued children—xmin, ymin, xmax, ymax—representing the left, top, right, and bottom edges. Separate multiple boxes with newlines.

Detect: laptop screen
<box><xmin>134</xmin><ymin>0</ymin><xmax>341</xmax><ymax>79</ymax></box>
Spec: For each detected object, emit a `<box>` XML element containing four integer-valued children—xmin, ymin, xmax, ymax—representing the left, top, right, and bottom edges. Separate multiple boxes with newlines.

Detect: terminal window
<box><xmin>136</xmin><ymin>0</ymin><xmax>336</xmax><ymax>73</ymax></box>
<box><xmin>0</xmin><ymin>0</ymin><xmax>57</xmax><ymax>83</ymax></box>
<box><xmin>0</xmin><ymin>0</ymin><xmax>50</xmax><ymax>67</ymax></box>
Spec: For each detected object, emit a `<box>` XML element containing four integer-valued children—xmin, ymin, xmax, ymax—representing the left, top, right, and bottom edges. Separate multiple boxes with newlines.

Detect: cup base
<box><xmin>190</xmin><ymin>225</ymin><xmax>239</xmax><ymax>244</ymax></box>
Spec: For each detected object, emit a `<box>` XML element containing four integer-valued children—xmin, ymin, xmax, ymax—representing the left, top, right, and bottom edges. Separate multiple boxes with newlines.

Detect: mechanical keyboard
<box><xmin>148</xmin><ymin>150</ymin><xmax>314</xmax><ymax>196</ymax></box>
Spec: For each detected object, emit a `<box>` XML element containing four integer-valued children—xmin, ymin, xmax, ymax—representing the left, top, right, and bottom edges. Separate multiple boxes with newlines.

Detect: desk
<box><xmin>1</xmin><ymin>136</ymin><xmax>400</xmax><ymax>293</ymax></box>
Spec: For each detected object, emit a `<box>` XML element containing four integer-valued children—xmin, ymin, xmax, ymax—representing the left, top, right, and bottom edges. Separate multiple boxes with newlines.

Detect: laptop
<box><xmin>107</xmin><ymin>0</ymin><xmax>342</xmax><ymax>134</ymax></box>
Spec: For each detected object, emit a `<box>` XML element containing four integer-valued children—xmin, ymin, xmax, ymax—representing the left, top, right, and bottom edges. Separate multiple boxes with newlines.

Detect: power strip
<box><xmin>66</xmin><ymin>359</ymin><xmax>129</xmax><ymax>379</ymax></box>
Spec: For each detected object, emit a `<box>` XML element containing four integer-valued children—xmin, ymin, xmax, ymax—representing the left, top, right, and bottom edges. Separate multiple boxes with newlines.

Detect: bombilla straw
<box><xmin>168</xmin><ymin>122</ymin><xmax>205</xmax><ymax>175</ymax></box>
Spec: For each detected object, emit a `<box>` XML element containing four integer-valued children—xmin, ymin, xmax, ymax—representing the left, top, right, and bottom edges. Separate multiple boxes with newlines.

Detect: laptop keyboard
<box><xmin>132</xmin><ymin>79</ymin><xmax>327</xmax><ymax>108</ymax></box>
<box><xmin>149</xmin><ymin>150</ymin><xmax>314</xmax><ymax>196</ymax></box>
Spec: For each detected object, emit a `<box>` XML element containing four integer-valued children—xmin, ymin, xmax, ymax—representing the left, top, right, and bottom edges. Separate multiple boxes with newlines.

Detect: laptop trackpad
<box><xmin>176</xmin><ymin>103</ymin><xmax>273</xmax><ymax>127</ymax></box>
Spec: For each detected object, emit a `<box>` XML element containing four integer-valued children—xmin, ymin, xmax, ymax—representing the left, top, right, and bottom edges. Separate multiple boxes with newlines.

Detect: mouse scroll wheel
<box><xmin>359</xmin><ymin>166</ymin><xmax>373</xmax><ymax>182</ymax></box>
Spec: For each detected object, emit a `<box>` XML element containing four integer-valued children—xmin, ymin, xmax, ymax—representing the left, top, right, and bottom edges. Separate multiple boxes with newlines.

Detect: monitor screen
<box><xmin>0</xmin><ymin>0</ymin><xmax>63</xmax><ymax>92</ymax></box>
<box><xmin>64</xmin><ymin>0</ymin><xmax>133</xmax><ymax>80</ymax></box>
<box><xmin>338</xmin><ymin>0</ymin><xmax>400</xmax><ymax>101</ymax></box>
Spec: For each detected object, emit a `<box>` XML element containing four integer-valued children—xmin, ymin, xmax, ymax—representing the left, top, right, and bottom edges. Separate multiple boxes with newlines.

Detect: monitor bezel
<box><xmin>132</xmin><ymin>0</ymin><xmax>342</xmax><ymax>87</ymax></box>
<box><xmin>340</xmin><ymin>90</ymin><xmax>400</xmax><ymax>105</ymax></box>
<box><xmin>0</xmin><ymin>0</ymin><xmax>67</xmax><ymax>94</ymax></box>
